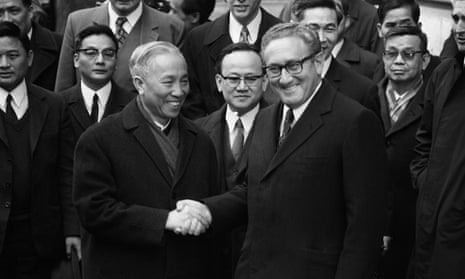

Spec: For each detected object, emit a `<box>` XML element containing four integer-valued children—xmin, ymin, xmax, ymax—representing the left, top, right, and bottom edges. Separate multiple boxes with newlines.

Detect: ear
<box><xmin>27</xmin><ymin>50</ymin><xmax>33</xmax><ymax>67</ymax></box>
<box><xmin>377</xmin><ymin>23</ymin><xmax>383</xmax><ymax>38</ymax></box>
<box><xmin>313</xmin><ymin>52</ymin><xmax>325</xmax><ymax>76</ymax></box>
<box><xmin>215</xmin><ymin>73</ymin><xmax>223</xmax><ymax>92</ymax></box>
<box><xmin>188</xmin><ymin>12</ymin><xmax>200</xmax><ymax>24</ymax></box>
<box><xmin>132</xmin><ymin>76</ymin><xmax>145</xmax><ymax>95</ymax></box>
<box><xmin>421</xmin><ymin>52</ymin><xmax>431</xmax><ymax>71</ymax></box>
<box><xmin>73</xmin><ymin>53</ymin><xmax>79</xmax><ymax>69</ymax></box>
<box><xmin>261</xmin><ymin>75</ymin><xmax>269</xmax><ymax>93</ymax></box>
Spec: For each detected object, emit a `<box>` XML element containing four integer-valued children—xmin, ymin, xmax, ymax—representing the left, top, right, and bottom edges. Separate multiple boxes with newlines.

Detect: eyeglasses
<box><xmin>452</xmin><ymin>14</ymin><xmax>465</xmax><ymax>24</ymax></box>
<box><xmin>264</xmin><ymin>54</ymin><xmax>315</xmax><ymax>78</ymax></box>
<box><xmin>383</xmin><ymin>49</ymin><xmax>425</xmax><ymax>61</ymax></box>
<box><xmin>219</xmin><ymin>74</ymin><xmax>263</xmax><ymax>88</ymax></box>
<box><xmin>76</xmin><ymin>48</ymin><xmax>117</xmax><ymax>59</ymax></box>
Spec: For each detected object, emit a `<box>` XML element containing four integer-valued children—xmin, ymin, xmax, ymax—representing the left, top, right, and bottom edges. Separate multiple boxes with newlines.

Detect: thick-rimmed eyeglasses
<box><xmin>219</xmin><ymin>74</ymin><xmax>263</xmax><ymax>88</ymax></box>
<box><xmin>264</xmin><ymin>54</ymin><xmax>315</xmax><ymax>78</ymax></box>
<box><xmin>76</xmin><ymin>48</ymin><xmax>117</xmax><ymax>60</ymax></box>
<box><xmin>383</xmin><ymin>49</ymin><xmax>425</xmax><ymax>61</ymax></box>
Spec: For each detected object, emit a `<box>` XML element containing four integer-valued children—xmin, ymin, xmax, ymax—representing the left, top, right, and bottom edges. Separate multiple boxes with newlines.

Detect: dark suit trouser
<box><xmin>0</xmin><ymin>217</ymin><xmax>52</xmax><ymax>279</ymax></box>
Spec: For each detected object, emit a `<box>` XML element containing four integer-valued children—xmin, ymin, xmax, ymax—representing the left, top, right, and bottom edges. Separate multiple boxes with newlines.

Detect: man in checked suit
<box><xmin>195</xmin><ymin>42</ymin><xmax>267</xmax><ymax>278</ymax></box>
<box><xmin>60</xmin><ymin>24</ymin><xmax>136</xmax><ymax>141</ymax></box>
<box><xmin>181</xmin><ymin>0</ymin><xmax>280</xmax><ymax>119</ymax></box>
<box><xmin>55</xmin><ymin>0</ymin><xmax>184</xmax><ymax>94</ymax></box>
<box><xmin>0</xmin><ymin>22</ymin><xmax>79</xmax><ymax>278</ymax></box>
<box><xmin>178</xmin><ymin>22</ymin><xmax>388</xmax><ymax>279</ymax></box>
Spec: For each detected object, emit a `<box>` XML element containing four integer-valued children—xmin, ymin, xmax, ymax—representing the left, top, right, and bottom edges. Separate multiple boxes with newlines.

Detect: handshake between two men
<box><xmin>165</xmin><ymin>200</ymin><xmax>212</xmax><ymax>236</ymax></box>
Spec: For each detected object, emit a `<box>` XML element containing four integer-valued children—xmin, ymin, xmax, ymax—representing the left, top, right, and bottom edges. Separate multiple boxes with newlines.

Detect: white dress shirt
<box><xmin>280</xmin><ymin>81</ymin><xmax>322</xmax><ymax>137</ymax></box>
<box><xmin>226</xmin><ymin>104</ymin><xmax>260</xmax><ymax>149</ymax></box>
<box><xmin>108</xmin><ymin>1</ymin><xmax>143</xmax><ymax>35</ymax></box>
<box><xmin>81</xmin><ymin>81</ymin><xmax>112</xmax><ymax>122</ymax></box>
<box><xmin>229</xmin><ymin>9</ymin><xmax>262</xmax><ymax>44</ymax></box>
<box><xmin>0</xmin><ymin>79</ymin><xmax>28</xmax><ymax>119</ymax></box>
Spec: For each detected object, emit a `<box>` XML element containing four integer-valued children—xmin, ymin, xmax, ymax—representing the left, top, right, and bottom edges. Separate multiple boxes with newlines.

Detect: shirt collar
<box><xmin>108</xmin><ymin>1</ymin><xmax>143</xmax><ymax>33</ymax></box>
<box><xmin>27</xmin><ymin>26</ymin><xmax>32</xmax><ymax>40</ymax></box>
<box><xmin>282</xmin><ymin>80</ymin><xmax>322</xmax><ymax>127</ymax></box>
<box><xmin>0</xmin><ymin>79</ymin><xmax>28</xmax><ymax>112</ymax></box>
<box><xmin>225</xmin><ymin>103</ymin><xmax>260</xmax><ymax>135</ymax></box>
<box><xmin>81</xmin><ymin>80</ymin><xmax>112</xmax><ymax>111</ymax></box>
<box><xmin>320</xmin><ymin>55</ymin><xmax>333</xmax><ymax>78</ymax></box>
<box><xmin>332</xmin><ymin>39</ymin><xmax>344</xmax><ymax>58</ymax></box>
<box><xmin>229</xmin><ymin>9</ymin><xmax>262</xmax><ymax>44</ymax></box>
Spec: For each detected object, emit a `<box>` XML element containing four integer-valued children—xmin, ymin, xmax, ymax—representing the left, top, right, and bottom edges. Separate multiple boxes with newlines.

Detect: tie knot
<box><xmin>285</xmin><ymin>108</ymin><xmax>294</xmax><ymax>124</ymax></box>
<box><xmin>6</xmin><ymin>93</ymin><xmax>13</xmax><ymax>105</ymax></box>
<box><xmin>235</xmin><ymin>118</ymin><xmax>244</xmax><ymax>130</ymax></box>
<box><xmin>116</xmin><ymin>17</ymin><xmax>127</xmax><ymax>27</ymax></box>
<box><xmin>93</xmin><ymin>93</ymin><xmax>99</xmax><ymax>103</ymax></box>
<box><xmin>240</xmin><ymin>26</ymin><xmax>249</xmax><ymax>43</ymax></box>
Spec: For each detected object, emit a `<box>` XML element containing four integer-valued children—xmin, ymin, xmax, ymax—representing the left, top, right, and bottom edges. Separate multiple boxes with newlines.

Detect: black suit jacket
<box><xmin>181</xmin><ymin>9</ymin><xmax>281</xmax><ymax>119</ymax></box>
<box><xmin>0</xmin><ymin>84</ymin><xmax>78</xmax><ymax>258</ymax></box>
<box><xmin>377</xmin><ymin>78</ymin><xmax>424</xmax><ymax>278</ymax></box>
<box><xmin>345</xmin><ymin>0</ymin><xmax>380</xmax><ymax>52</ymax></box>
<box><xmin>206</xmin><ymin>81</ymin><xmax>388</xmax><ymax>279</ymax></box>
<box><xmin>60</xmin><ymin>81</ymin><xmax>136</xmax><ymax>140</ymax></box>
<box><xmin>73</xmin><ymin>99</ymin><xmax>222</xmax><ymax>279</ymax></box>
<box><xmin>336</xmin><ymin>39</ymin><xmax>380</xmax><ymax>79</ymax></box>
<box><xmin>326</xmin><ymin>57</ymin><xmax>380</xmax><ymax>117</ymax></box>
<box><xmin>28</xmin><ymin>22</ymin><xmax>62</xmax><ymax>91</ymax></box>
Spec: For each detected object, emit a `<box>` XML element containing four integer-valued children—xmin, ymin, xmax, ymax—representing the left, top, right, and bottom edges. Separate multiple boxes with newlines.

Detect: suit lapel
<box><xmin>325</xmin><ymin>58</ymin><xmax>342</xmax><ymax>91</ymax></box>
<box><xmin>124</xmin><ymin>101</ymin><xmax>172</xmax><ymax>186</ymax></box>
<box><xmin>28</xmin><ymin>87</ymin><xmax>49</xmax><ymax>156</ymax></box>
<box><xmin>103</xmin><ymin>82</ymin><xmax>130</xmax><ymax>117</ymax></box>
<box><xmin>67</xmin><ymin>84</ymin><xmax>93</xmax><ymax>131</ymax></box>
<box><xmin>262</xmin><ymin>83</ymin><xmax>333</xmax><ymax>180</ymax></box>
<box><xmin>337</xmin><ymin>40</ymin><xmax>360</xmax><ymax>65</ymax></box>
<box><xmin>139</xmin><ymin>4</ymin><xmax>160</xmax><ymax>43</ymax></box>
<box><xmin>173</xmin><ymin>118</ymin><xmax>197</xmax><ymax>187</ymax></box>
<box><xmin>387</xmin><ymin>85</ymin><xmax>425</xmax><ymax>136</ymax></box>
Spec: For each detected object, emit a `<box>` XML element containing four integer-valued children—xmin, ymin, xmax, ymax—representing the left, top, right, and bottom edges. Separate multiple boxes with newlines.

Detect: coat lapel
<box><xmin>262</xmin><ymin>83</ymin><xmax>333</xmax><ymax>180</ymax></box>
<box><xmin>325</xmin><ymin>58</ymin><xmax>343</xmax><ymax>91</ymax></box>
<box><xmin>387</xmin><ymin>85</ymin><xmax>425</xmax><ymax>136</ymax></box>
<box><xmin>123</xmin><ymin>101</ymin><xmax>172</xmax><ymax>186</ymax></box>
<box><xmin>67</xmin><ymin>84</ymin><xmax>93</xmax><ymax>131</ymax></box>
<box><xmin>103</xmin><ymin>82</ymin><xmax>132</xmax><ymax>117</ymax></box>
<box><xmin>28</xmin><ymin>86</ymin><xmax>49</xmax><ymax>156</ymax></box>
<box><xmin>139</xmin><ymin>4</ymin><xmax>160</xmax><ymax>43</ymax></box>
<box><xmin>205</xmin><ymin>13</ymin><xmax>232</xmax><ymax>65</ymax></box>
<box><xmin>0</xmin><ymin>111</ymin><xmax>7</xmax><ymax>147</ymax></box>
<box><xmin>173</xmin><ymin>117</ymin><xmax>197</xmax><ymax>186</ymax></box>
<box><xmin>29</xmin><ymin>23</ymin><xmax>59</xmax><ymax>83</ymax></box>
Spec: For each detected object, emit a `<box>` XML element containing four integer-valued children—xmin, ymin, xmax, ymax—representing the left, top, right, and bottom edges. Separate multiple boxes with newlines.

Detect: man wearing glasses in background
<box><xmin>195</xmin><ymin>42</ymin><xmax>267</xmax><ymax>279</ymax></box>
<box><xmin>177</xmin><ymin>22</ymin><xmax>388</xmax><ymax>279</ymax></box>
<box><xmin>59</xmin><ymin>24</ymin><xmax>136</xmax><ymax>141</ymax></box>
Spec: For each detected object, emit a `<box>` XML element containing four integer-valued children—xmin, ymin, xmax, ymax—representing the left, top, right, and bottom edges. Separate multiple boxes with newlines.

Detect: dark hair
<box><xmin>378</xmin><ymin>0</ymin><xmax>420</xmax><ymax>24</ymax></box>
<box><xmin>22</xmin><ymin>0</ymin><xmax>32</xmax><ymax>7</ymax></box>
<box><xmin>216</xmin><ymin>43</ymin><xmax>262</xmax><ymax>74</ymax></box>
<box><xmin>384</xmin><ymin>25</ymin><xmax>428</xmax><ymax>52</ymax></box>
<box><xmin>0</xmin><ymin>21</ymin><xmax>30</xmax><ymax>51</ymax></box>
<box><xmin>181</xmin><ymin>0</ymin><xmax>215</xmax><ymax>24</ymax></box>
<box><xmin>292</xmin><ymin>0</ymin><xmax>343</xmax><ymax>24</ymax></box>
<box><xmin>74</xmin><ymin>24</ymin><xmax>119</xmax><ymax>53</ymax></box>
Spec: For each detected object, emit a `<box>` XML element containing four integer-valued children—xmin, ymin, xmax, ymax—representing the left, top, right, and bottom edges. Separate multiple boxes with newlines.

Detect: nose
<box><xmin>0</xmin><ymin>55</ymin><xmax>9</xmax><ymax>68</ymax></box>
<box><xmin>457</xmin><ymin>19</ymin><xmax>465</xmax><ymax>33</ymax></box>
<box><xmin>236</xmin><ymin>78</ymin><xmax>248</xmax><ymax>90</ymax></box>
<box><xmin>317</xmin><ymin>29</ymin><xmax>326</xmax><ymax>42</ymax></box>
<box><xmin>172</xmin><ymin>81</ymin><xmax>187</xmax><ymax>97</ymax></box>
<box><xmin>279</xmin><ymin>68</ymin><xmax>293</xmax><ymax>85</ymax></box>
<box><xmin>95</xmin><ymin>52</ymin><xmax>105</xmax><ymax>63</ymax></box>
<box><xmin>393</xmin><ymin>53</ymin><xmax>405</xmax><ymax>64</ymax></box>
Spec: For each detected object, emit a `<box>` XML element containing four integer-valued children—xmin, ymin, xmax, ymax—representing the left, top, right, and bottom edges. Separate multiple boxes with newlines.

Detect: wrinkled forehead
<box><xmin>453</xmin><ymin>1</ymin><xmax>465</xmax><ymax>16</ymax></box>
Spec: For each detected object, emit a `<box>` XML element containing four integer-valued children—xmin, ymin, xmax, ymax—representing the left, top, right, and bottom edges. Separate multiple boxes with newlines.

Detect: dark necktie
<box><xmin>279</xmin><ymin>109</ymin><xmax>294</xmax><ymax>146</ymax></box>
<box><xmin>5</xmin><ymin>94</ymin><xmax>17</xmax><ymax>121</ymax></box>
<box><xmin>231</xmin><ymin>118</ymin><xmax>244</xmax><ymax>162</ymax></box>
<box><xmin>115</xmin><ymin>17</ymin><xmax>128</xmax><ymax>48</ymax></box>
<box><xmin>90</xmin><ymin>93</ymin><xmax>99</xmax><ymax>123</ymax></box>
<box><xmin>239</xmin><ymin>26</ymin><xmax>249</xmax><ymax>43</ymax></box>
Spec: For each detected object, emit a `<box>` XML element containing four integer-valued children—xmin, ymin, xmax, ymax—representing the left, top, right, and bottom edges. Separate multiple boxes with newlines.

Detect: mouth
<box><xmin>0</xmin><ymin>72</ymin><xmax>13</xmax><ymax>78</ymax></box>
<box><xmin>233</xmin><ymin>5</ymin><xmax>249</xmax><ymax>11</ymax></box>
<box><xmin>92</xmin><ymin>69</ymin><xmax>108</xmax><ymax>74</ymax></box>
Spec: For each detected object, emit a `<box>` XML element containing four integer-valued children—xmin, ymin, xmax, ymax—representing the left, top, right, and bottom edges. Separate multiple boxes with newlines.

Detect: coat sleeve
<box><xmin>410</xmin><ymin>77</ymin><xmax>435</xmax><ymax>190</ymax></box>
<box><xmin>55</xmin><ymin>13</ymin><xmax>78</xmax><ymax>92</ymax></box>
<box><xmin>335</xmin><ymin>109</ymin><xmax>388</xmax><ymax>279</ymax></box>
<box><xmin>73</xmin><ymin>128</ymin><xmax>170</xmax><ymax>247</ymax></box>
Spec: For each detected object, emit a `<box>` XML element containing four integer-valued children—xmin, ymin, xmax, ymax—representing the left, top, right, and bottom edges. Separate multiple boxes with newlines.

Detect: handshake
<box><xmin>165</xmin><ymin>200</ymin><xmax>212</xmax><ymax>236</ymax></box>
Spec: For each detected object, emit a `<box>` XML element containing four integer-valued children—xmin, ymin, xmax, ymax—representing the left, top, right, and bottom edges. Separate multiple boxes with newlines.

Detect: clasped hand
<box><xmin>165</xmin><ymin>200</ymin><xmax>212</xmax><ymax>236</ymax></box>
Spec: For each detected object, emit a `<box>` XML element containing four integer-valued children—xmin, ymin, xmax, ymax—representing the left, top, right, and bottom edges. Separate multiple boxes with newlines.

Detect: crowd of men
<box><xmin>0</xmin><ymin>0</ymin><xmax>464</xmax><ymax>279</ymax></box>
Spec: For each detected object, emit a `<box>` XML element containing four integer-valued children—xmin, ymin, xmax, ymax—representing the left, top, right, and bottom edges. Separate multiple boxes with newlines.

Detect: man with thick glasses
<box><xmin>195</xmin><ymin>42</ymin><xmax>267</xmax><ymax>279</ymax></box>
<box><xmin>177</xmin><ymin>22</ymin><xmax>388</xmax><ymax>279</ymax></box>
<box><xmin>291</xmin><ymin>0</ymin><xmax>380</xmax><ymax>117</ymax></box>
<box><xmin>60</xmin><ymin>24</ymin><xmax>136</xmax><ymax>142</ymax></box>
<box><xmin>375</xmin><ymin>26</ymin><xmax>429</xmax><ymax>279</ymax></box>
<box><xmin>410</xmin><ymin>1</ymin><xmax>465</xmax><ymax>278</ymax></box>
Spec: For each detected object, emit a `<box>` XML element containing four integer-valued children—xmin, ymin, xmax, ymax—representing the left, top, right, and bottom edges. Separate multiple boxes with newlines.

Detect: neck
<box><xmin>234</xmin><ymin>9</ymin><xmax>259</xmax><ymax>26</ymax></box>
<box><xmin>389</xmin><ymin>76</ymin><xmax>422</xmax><ymax>95</ymax></box>
<box><xmin>83</xmin><ymin>79</ymin><xmax>109</xmax><ymax>91</ymax></box>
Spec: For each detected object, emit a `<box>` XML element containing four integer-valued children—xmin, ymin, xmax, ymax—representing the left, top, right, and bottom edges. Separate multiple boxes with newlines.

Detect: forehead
<box><xmin>0</xmin><ymin>36</ymin><xmax>23</xmax><ymax>49</ymax></box>
<box><xmin>263</xmin><ymin>36</ymin><xmax>309</xmax><ymax>63</ymax></box>
<box><xmin>147</xmin><ymin>52</ymin><xmax>187</xmax><ymax>74</ymax></box>
<box><xmin>81</xmin><ymin>34</ymin><xmax>116</xmax><ymax>48</ymax></box>
<box><xmin>383</xmin><ymin>6</ymin><xmax>414</xmax><ymax>23</ymax></box>
<box><xmin>453</xmin><ymin>1</ymin><xmax>465</xmax><ymax>15</ymax></box>
<box><xmin>222</xmin><ymin>50</ymin><xmax>262</xmax><ymax>70</ymax></box>
<box><xmin>0</xmin><ymin>0</ymin><xmax>25</xmax><ymax>7</ymax></box>
<box><xmin>301</xmin><ymin>7</ymin><xmax>337</xmax><ymax>24</ymax></box>
<box><xmin>385</xmin><ymin>34</ymin><xmax>421</xmax><ymax>49</ymax></box>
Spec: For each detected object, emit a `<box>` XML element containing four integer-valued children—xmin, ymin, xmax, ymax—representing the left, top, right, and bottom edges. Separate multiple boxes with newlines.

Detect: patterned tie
<box><xmin>239</xmin><ymin>25</ymin><xmax>249</xmax><ymax>43</ymax></box>
<box><xmin>231</xmin><ymin>118</ymin><xmax>244</xmax><ymax>162</ymax></box>
<box><xmin>90</xmin><ymin>93</ymin><xmax>99</xmax><ymax>123</ymax></box>
<box><xmin>115</xmin><ymin>17</ymin><xmax>128</xmax><ymax>48</ymax></box>
<box><xmin>5</xmin><ymin>94</ymin><xmax>17</xmax><ymax>121</ymax></box>
<box><xmin>279</xmin><ymin>108</ymin><xmax>294</xmax><ymax>146</ymax></box>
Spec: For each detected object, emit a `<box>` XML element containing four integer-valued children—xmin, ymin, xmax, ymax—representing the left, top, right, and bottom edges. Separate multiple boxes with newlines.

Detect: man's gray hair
<box><xmin>261</xmin><ymin>22</ymin><xmax>321</xmax><ymax>57</ymax></box>
<box><xmin>129</xmin><ymin>41</ymin><xmax>184</xmax><ymax>79</ymax></box>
